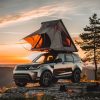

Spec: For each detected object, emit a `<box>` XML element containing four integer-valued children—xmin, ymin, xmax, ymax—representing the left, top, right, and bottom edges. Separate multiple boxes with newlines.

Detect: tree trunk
<box><xmin>94</xmin><ymin>50</ymin><xmax>97</xmax><ymax>80</ymax></box>
<box><xmin>94</xmin><ymin>29</ymin><xmax>97</xmax><ymax>80</ymax></box>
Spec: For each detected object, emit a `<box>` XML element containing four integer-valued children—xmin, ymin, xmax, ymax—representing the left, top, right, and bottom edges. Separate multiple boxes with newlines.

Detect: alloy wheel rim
<box><xmin>74</xmin><ymin>70</ymin><xmax>80</xmax><ymax>82</ymax></box>
<box><xmin>43</xmin><ymin>72</ymin><xmax>52</xmax><ymax>85</ymax></box>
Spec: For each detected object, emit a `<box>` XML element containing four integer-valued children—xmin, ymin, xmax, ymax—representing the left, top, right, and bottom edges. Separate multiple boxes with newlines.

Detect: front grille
<box><xmin>13</xmin><ymin>74</ymin><xmax>32</xmax><ymax>82</ymax></box>
<box><xmin>16</xmin><ymin>64</ymin><xmax>40</xmax><ymax>70</ymax></box>
<box><xmin>16</xmin><ymin>66</ymin><xmax>29</xmax><ymax>70</ymax></box>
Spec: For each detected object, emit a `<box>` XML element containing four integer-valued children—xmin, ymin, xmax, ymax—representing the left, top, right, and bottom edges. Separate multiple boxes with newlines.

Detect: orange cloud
<box><xmin>0</xmin><ymin>5</ymin><xmax>56</xmax><ymax>27</ymax></box>
<box><xmin>0</xmin><ymin>4</ymin><xmax>72</xmax><ymax>27</ymax></box>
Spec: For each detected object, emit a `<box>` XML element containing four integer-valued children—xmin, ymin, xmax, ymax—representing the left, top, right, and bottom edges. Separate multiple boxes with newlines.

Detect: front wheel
<box><xmin>52</xmin><ymin>78</ymin><xmax>58</xmax><ymax>83</ymax></box>
<box><xmin>39</xmin><ymin>71</ymin><xmax>52</xmax><ymax>87</ymax></box>
<box><xmin>71</xmin><ymin>69</ymin><xmax>81</xmax><ymax>83</ymax></box>
<box><xmin>15</xmin><ymin>80</ymin><xmax>27</xmax><ymax>87</ymax></box>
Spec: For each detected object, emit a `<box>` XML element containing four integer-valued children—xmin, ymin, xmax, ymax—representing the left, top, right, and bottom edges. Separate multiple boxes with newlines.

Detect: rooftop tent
<box><xmin>24</xmin><ymin>19</ymin><xmax>78</xmax><ymax>52</ymax></box>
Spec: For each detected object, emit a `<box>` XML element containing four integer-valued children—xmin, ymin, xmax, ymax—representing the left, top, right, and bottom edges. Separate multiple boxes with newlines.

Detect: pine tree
<box><xmin>75</xmin><ymin>14</ymin><xmax>100</xmax><ymax>80</ymax></box>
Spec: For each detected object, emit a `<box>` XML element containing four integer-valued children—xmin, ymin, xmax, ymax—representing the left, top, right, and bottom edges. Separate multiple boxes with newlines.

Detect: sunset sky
<box><xmin>0</xmin><ymin>0</ymin><xmax>100</xmax><ymax>64</ymax></box>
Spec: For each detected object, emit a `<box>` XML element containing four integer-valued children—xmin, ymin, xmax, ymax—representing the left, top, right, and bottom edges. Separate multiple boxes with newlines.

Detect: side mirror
<box><xmin>55</xmin><ymin>58</ymin><xmax>62</xmax><ymax>63</ymax></box>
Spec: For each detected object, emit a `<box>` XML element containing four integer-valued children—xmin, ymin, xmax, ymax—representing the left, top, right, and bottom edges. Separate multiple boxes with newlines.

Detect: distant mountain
<box><xmin>0</xmin><ymin>64</ymin><xmax>16</xmax><ymax>68</ymax></box>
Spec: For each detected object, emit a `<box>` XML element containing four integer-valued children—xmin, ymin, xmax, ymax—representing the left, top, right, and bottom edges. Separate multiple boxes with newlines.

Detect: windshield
<box><xmin>33</xmin><ymin>53</ymin><xmax>57</xmax><ymax>64</ymax></box>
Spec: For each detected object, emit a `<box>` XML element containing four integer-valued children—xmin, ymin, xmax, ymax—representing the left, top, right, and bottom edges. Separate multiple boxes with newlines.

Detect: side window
<box><xmin>65</xmin><ymin>54</ymin><xmax>73</xmax><ymax>62</ymax></box>
<box><xmin>57</xmin><ymin>54</ymin><xmax>65</xmax><ymax>62</ymax></box>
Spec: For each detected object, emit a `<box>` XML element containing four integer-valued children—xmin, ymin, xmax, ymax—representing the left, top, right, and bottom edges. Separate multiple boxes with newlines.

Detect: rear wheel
<box><xmin>39</xmin><ymin>71</ymin><xmax>52</xmax><ymax>87</ymax></box>
<box><xmin>71</xmin><ymin>69</ymin><xmax>81</xmax><ymax>83</ymax></box>
<box><xmin>15</xmin><ymin>80</ymin><xmax>27</xmax><ymax>87</ymax></box>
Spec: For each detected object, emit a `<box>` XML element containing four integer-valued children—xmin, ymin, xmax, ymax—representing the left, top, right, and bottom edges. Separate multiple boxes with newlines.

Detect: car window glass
<box><xmin>36</xmin><ymin>55</ymin><xmax>45</xmax><ymax>63</ymax></box>
<box><xmin>65</xmin><ymin>54</ymin><xmax>73</xmax><ymax>62</ymax></box>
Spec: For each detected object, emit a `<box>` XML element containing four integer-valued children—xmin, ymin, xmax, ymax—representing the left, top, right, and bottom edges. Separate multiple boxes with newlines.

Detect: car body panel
<box><xmin>13</xmin><ymin>52</ymin><xmax>84</xmax><ymax>84</ymax></box>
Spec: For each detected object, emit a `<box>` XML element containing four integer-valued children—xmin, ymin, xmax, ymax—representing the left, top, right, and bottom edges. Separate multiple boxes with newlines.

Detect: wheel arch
<box><xmin>38</xmin><ymin>65</ymin><xmax>53</xmax><ymax>77</ymax></box>
<box><xmin>71</xmin><ymin>67</ymin><xmax>81</xmax><ymax>83</ymax></box>
<box><xmin>73</xmin><ymin>65</ymin><xmax>82</xmax><ymax>72</ymax></box>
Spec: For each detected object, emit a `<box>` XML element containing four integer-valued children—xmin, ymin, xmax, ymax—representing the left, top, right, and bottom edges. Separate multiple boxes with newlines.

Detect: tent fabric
<box><xmin>24</xmin><ymin>19</ymin><xmax>78</xmax><ymax>52</ymax></box>
<box><xmin>24</xmin><ymin>33</ymin><xmax>51</xmax><ymax>50</ymax></box>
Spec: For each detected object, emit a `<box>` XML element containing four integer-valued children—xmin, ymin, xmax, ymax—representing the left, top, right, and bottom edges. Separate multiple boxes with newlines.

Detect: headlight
<box><xmin>29</xmin><ymin>66</ymin><xmax>35</xmax><ymax>70</ymax></box>
<box><xmin>29</xmin><ymin>65</ymin><xmax>41</xmax><ymax>70</ymax></box>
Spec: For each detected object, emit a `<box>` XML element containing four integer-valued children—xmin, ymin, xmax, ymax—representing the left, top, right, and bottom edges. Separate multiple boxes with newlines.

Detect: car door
<box><xmin>63</xmin><ymin>54</ymin><xmax>74</xmax><ymax>75</ymax></box>
<box><xmin>54</xmin><ymin>53</ymin><xmax>67</xmax><ymax>76</ymax></box>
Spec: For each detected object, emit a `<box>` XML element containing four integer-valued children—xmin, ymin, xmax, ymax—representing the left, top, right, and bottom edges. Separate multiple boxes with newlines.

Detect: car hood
<box><xmin>17</xmin><ymin>63</ymin><xmax>40</xmax><ymax>66</ymax></box>
<box><xmin>15</xmin><ymin>63</ymin><xmax>42</xmax><ymax>70</ymax></box>
<box><xmin>16</xmin><ymin>62</ymin><xmax>54</xmax><ymax>70</ymax></box>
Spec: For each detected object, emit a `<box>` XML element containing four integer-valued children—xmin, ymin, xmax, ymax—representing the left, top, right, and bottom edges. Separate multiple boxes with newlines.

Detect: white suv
<box><xmin>13</xmin><ymin>52</ymin><xmax>84</xmax><ymax>87</ymax></box>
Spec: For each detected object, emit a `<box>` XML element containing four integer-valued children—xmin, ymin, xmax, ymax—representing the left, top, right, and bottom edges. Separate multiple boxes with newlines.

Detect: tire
<box><xmin>15</xmin><ymin>80</ymin><xmax>27</xmax><ymax>87</ymax></box>
<box><xmin>39</xmin><ymin>71</ymin><xmax>52</xmax><ymax>87</ymax></box>
<box><xmin>71</xmin><ymin>69</ymin><xmax>81</xmax><ymax>83</ymax></box>
<box><xmin>52</xmin><ymin>78</ymin><xmax>58</xmax><ymax>83</ymax></box>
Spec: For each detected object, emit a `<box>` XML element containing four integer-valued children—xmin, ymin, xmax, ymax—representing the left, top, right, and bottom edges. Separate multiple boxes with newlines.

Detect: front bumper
<box><xmin>13</xmin><ymin>71</ymin><xmax>39</xmax><ymax>82</ymax></box>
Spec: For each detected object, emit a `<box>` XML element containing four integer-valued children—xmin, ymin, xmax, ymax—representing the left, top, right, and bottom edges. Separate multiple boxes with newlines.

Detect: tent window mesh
<box><xmin>61</xmin><ymin>31</ymin><xmax>71</xmax><ymax>47</ymax></box>
<box><xmin>30</xmin><ymin>33</ymin><xmax>51</xmax><ymax>49</ymax></box>
<box><xmin>41</xmin><ymin>33</ymin><xmax>51</xmax><ymax>48</ymax></box>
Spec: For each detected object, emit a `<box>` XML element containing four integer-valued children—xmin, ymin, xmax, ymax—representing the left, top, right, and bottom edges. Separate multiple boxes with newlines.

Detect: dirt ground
<box><xmin>0</xmin><ymin>81</ymin><xmax>100</xmax><ymax>100</ymax></box>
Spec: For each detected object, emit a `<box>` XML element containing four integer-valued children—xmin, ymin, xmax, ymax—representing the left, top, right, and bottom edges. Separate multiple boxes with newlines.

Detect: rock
<box><xmin>0</xmin><ymin>88</ymin><xmax>2</xmax><ymax>93</ymax></box>
<box><xmin>0</xmin><ymin>82</ymin><xmax>100</xmax><ymax>99</ymax></box>
<box><xmin>25</xmin><ymin>90</ymin><xmax>37</xmax><ymax>98</ymax></box>
<box><xmin>0</xmin><ymin>93</ymin><xmax>2</xmax><ymax>98</ymax></box>
<box><xmin>59</xmin><ymin>85</ymin><xmax>67</xmax><ymax>92</ymax></box>
<box><xmin>1</xmin><ymin>93</ymin><xmax>24</xmax><ymax>99</ymax></box>
<box><xmin>4</xmin><ymin>87</ymin><xmax>28</xmax><ymax>94</ymax></box>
